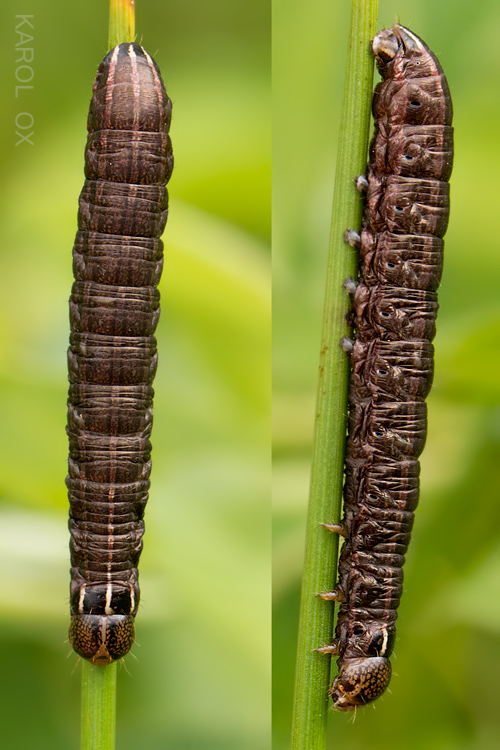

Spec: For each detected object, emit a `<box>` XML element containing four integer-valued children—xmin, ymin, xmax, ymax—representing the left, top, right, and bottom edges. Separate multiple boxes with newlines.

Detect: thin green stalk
<box><xmin>291</xmin><ymin>1</ymin><xmax>378</xmax><ymax>748</ymax></box>
<box><xmin>108</xmin><ymin>0</ymin><xmax>135</xmax><ymax>49</ymax></box>
<box><xmin>79</xmin><ymin>6</ymin><xmax>136</xmax><ymax>750</ymax></box>
<box><xmin>81</xmin><ymin>662</ymin><xmax>117</xmax><ymax>750</ymax></box>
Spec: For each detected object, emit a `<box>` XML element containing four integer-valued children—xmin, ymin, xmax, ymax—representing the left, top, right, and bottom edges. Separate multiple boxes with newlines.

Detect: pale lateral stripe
<box><xmin>105</xmin><ymin>46</ymin><xmax>120</xmax><ymax>127</ymax></box>
<box><xmin>127</xmin><ymin>44</ymin><xmax>141</xmax><ymax>132</ymax></box>
<box><xmin>380</xmin><ymin>627</ymin><xmax>389</xmax><ymax>656</ymax></box>
<box><xmin>399</xmin><ymin>25</ymin><xmax>443</xmax><ymax>84</ymax></box>
<box><xmin>143</xmin><ymin>49</ymin><xmax>165</xmax><ymax>126</ymax></box>
<box><xmin>78</xmin><ymin>585</ymin><xmax>86</xmax><ymax>614</ymax></box>
<box><xmin>399</xmin><ymin>26</ymin><xmax>425</xmax><ymax>50</ymax></box>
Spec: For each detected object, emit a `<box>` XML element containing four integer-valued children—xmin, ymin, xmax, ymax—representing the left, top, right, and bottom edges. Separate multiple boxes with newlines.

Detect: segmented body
<box><xmin>67</xmin><ymin>43</ymin><xmax>173</xmax><ymax>664</ymax></box>
<box><xmin>323</xmin><ymin>25</ymin><xmax>453</xmax><ymax>710</ymax></box>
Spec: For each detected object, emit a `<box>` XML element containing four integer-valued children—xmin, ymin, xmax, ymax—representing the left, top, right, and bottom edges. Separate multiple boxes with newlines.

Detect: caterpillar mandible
<box><xmin>318</xmin><ymin>25</ymin><xmax>453</xmax><ymax>710</ymax></box>
<box><xmin>67</xmin><ymin>43</ymin><xmax>173</xmax><ymax>664</ymax></box>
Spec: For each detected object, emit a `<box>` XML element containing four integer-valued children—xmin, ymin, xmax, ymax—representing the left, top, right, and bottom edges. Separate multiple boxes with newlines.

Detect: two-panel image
<box><xmin>0</xmin><ymin>1</ymin><xmax>498</xmax><ymax>748</ymax></box>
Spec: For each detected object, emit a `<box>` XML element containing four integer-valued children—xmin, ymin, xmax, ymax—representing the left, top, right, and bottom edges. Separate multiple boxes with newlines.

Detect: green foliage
<box><xmin>2</xmin><ymin>0</ymin><xmax>500</xmax><ymax>748</ymax></box>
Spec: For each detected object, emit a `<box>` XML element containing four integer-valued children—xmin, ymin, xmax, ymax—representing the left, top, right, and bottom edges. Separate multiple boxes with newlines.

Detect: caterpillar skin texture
<box><xmin>323</xmin><ymin>25</ymin><xmax>453</xmax><ymax>710</ymax></box>
<box><xmin>67</xmin><ymin>43</ymin><xmax>173</xmax><ymax>664</ymax></box>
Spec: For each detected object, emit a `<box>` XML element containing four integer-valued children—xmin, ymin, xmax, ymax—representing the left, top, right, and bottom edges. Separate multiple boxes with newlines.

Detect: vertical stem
<box><xmin>108</xmin><ymin>0</ymin><xmax>136</xmax><ymax>49</ymax></box>
<box><xmin>78</xmin><ymin>6</ymin><xmax>135</xmax><ymax>750</ymax></box>
<box><xmin>290</xmin><ymin>1</ymin><xmax>378</xmax><ymax>748</ymax></box>
<box><xmin>81</xmin><ymin>662</ymin><xmax>117</xmax><ymax>750</ymax></box>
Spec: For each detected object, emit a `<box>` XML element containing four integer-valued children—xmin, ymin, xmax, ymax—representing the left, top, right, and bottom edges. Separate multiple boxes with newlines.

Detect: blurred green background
<box><xmin>3</xmin><ymin>0</ymin><xmax>500</xmax><ymax>747</ymax></box>
<box><xmin>0</xmin><ymin>1</ymin><xmax>269</xmax><ymax>748</ymax></box>
<box><xmin>274</xmin><ymin>0</ymin><xmax>500</xmax><ymax>748</ymax></box>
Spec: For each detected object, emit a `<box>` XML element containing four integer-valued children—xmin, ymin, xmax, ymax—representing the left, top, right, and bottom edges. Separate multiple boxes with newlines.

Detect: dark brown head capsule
<box><xmin>69</xmin><ymin>615</ymin><xmax>135</xmax><ymax>664</ymax></box>
<box><xmin>329</xmin><ymin>657</ymin><xmax>392</xmax><ymax>711</ymax></box>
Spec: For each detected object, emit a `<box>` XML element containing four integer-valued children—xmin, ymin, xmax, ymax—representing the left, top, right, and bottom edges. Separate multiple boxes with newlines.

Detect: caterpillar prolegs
<box><xmin>67</xmin><ymin>43</ymin><xmax>173</xmax><ymax>664</ymax></box>
<box><xmin>319</xmin><ymin>25</ymin><xmax>453</xmax><ymax>710</ymax></box>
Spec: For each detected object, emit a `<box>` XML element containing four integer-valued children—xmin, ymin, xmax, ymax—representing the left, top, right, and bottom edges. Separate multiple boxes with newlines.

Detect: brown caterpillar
<box><xmin>66</xmin><ymin>43</ymin><xmax>173</xmax><ymax>664</ymax></box>
<box><xmin>318</xmin><ymin>25</ymin><xmax>453</xmax><ymax>710</ymax></box>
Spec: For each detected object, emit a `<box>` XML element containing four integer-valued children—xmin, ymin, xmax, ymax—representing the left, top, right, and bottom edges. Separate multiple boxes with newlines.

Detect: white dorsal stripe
<box><xmin>105</xmin><ymin>583</ymin><xmax>114</xmax><ymax>615</ymax></box>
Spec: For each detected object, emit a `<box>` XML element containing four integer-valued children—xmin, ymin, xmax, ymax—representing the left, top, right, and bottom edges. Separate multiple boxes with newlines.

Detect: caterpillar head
<box><xmin>69</xmin><ymin>614</ymin><xmax>135</xmax><ymax>664</ymax></box>
<box><xmin>329</xmin><ymin>656</ymin><xmax>392</xmax><ymax>711</ymax></box>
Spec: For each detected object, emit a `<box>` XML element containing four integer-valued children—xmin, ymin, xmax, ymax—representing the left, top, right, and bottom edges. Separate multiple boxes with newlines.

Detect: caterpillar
<box><xmin>318</xmin><ymin>25</ymin><xmax>453</xmax><ymax>710</ymax></box>
<box><xmin>66</xmin><ymin>43</ymin><xmax>173</xmax><ymax>664</ymax></box>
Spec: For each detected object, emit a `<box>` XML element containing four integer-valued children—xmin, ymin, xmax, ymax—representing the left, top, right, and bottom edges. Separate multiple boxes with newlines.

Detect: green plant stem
<box><xmin>79</xmin><ymin>7</ymin><xmax>135</xmax><ymax>750</ymax></box>
<box><xmin>108</xmin><ymin>0</ymin><xmax>135</xmax><ymax>49</ymax></box>
<box><xmin>290</xmin><ymin>1</ymin><xmax>378</xmax><ymax>747</ymax></box>
<box><xmin>81</xmin><ymin>662</ymin><xmax>117</xmax><ymax>750</ymax></box>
